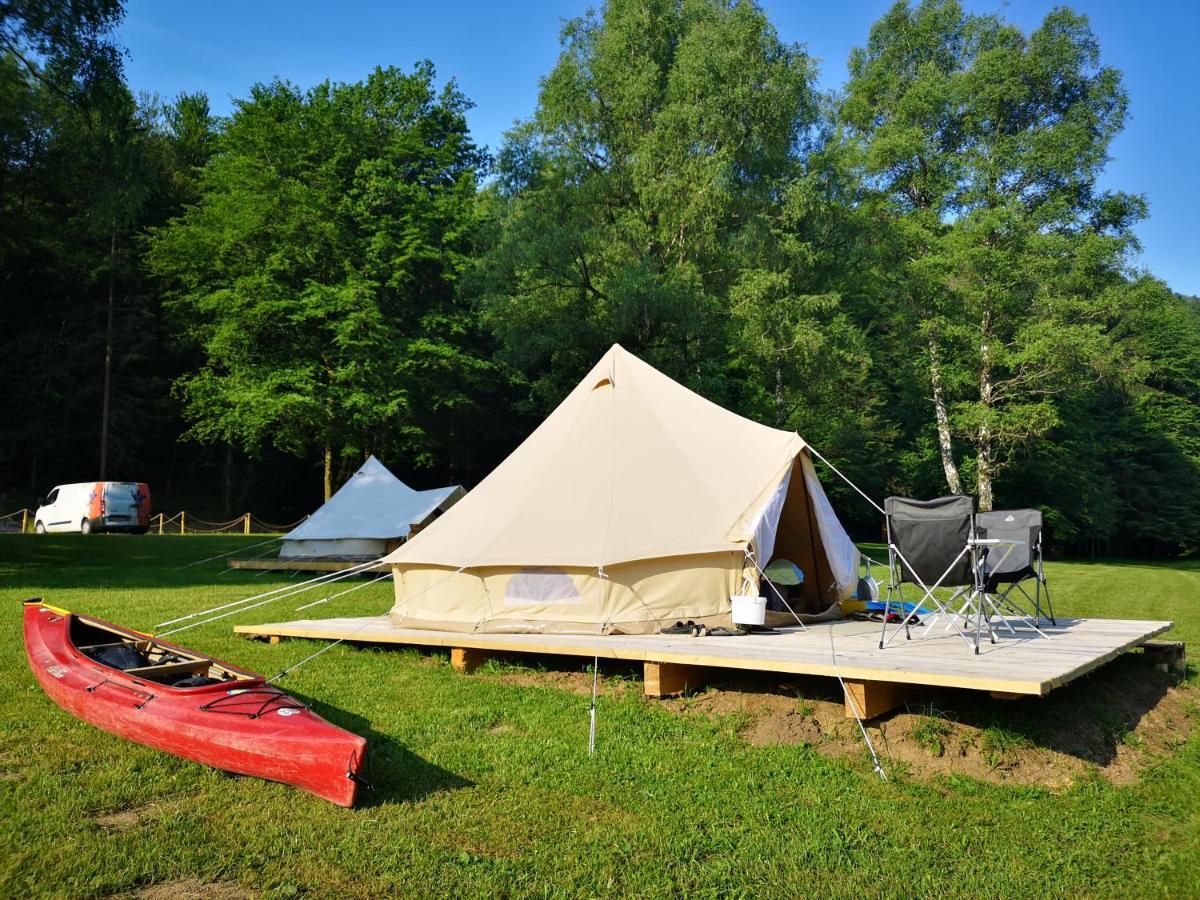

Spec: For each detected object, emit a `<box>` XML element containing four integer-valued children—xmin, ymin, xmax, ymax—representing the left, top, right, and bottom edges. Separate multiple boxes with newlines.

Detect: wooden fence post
<box><xmin>244</xmin><ymin>513</ymin><xmax>251</xmax><ymax>535</ymax></box>
<box><xmin>157</xmin><ymin>513</ymin><xmax>164</xmax><ymax>535</ymax></box>
<box><xmin>21</xmin><ymin>509</ymin><xmax>28</xmax><ymax>533</ymax></box>
<box><xmin>180</xmin><ymin>511</ymin><xmax>186</xmax><ymax>534</ymax></box>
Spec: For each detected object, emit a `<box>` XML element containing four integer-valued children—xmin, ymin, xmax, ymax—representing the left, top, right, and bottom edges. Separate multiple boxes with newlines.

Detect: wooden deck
<box><xmin>234</xmin><ymin>615</ymin><xmax>1175</xmax><ymax>719</ymax></box>
<box><xmin>227</xmin><ymin>558</ymin><xmax>389</xmax><ymax>573</ymax></box>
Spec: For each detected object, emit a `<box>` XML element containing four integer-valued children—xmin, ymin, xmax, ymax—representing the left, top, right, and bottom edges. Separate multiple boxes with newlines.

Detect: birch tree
<box><xmin>841</xmin><ymin>0</ymin><xmax>1143</xmax><ymax>508</ymax></box>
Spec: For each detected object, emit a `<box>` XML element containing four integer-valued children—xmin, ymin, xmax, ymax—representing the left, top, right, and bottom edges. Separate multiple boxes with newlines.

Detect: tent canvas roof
<box><xmin>285</xmin><ymin>456</ymin><xmax>462</xmax><ymax>543</ymax></box>
<box><xmin>384</xmin><ymin>344</ymin><xmax>808</xmax><ymax>569</ymax></box>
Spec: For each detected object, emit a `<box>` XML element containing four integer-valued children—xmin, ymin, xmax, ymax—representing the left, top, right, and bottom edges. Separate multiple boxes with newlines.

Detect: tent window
<box><xmin>592</xmin><ymin>377</ymin><xmax>612</xmax><ymax>390</ymax></box>
<box><xmin>504</xmin><ymin>568</ymin><xmax>582</xmax><ymax>605</ymax></box>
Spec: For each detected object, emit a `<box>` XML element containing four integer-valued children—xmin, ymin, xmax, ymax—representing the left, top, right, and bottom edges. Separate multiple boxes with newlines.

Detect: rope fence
<box><xmin>0</xmin><ymin>508</ymin><xmax>31</xmax><ymax>533</ymax></box>
<box><xmin>151</xmin><ymin>512</ymin><xmax>308</xmax><ymax>535</ymax></box>
<box><xmin>0</xmin><ymin>508</ymin><xmax>307</xmax><ymax>535</ymax></box>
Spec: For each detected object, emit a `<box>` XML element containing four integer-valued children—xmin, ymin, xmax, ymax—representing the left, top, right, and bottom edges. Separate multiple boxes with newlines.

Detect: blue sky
<box><xmin>119</xmin><ymin>0</ymin><xmax>1199</xmax><ymax>296</ymax></box>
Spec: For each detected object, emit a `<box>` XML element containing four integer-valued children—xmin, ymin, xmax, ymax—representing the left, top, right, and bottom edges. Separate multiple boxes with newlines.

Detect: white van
<box><xmin>35</xmin><ymin>482</ymin><xmax>151</xmax><ymax>534</ymax></box>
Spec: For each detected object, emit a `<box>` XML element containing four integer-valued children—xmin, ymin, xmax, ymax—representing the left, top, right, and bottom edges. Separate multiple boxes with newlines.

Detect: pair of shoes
<box><xmin>692</xmin><ymin>624</ymin><xmax>709</xmax><ymax>637</ymax></box>
<box><xmin>660</xmin><ymin>621</ymin><xmax>696</xmax><ymax>635</ymax></box>
<box><xmin>706</xmin><ymin>627</ymin><xmax>741</xmax><ymax>637</ymax></box>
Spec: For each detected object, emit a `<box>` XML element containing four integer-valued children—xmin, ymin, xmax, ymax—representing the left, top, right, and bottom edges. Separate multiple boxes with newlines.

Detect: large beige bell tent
<box><xmin>281</xmin><ymin>456</ymin><xmax>464</xmax><ymax>559</ymax></box>
<box><xmin>385</xmin><ymin>345</ymin><xmax>858</xmax><ymax>634</ymax></box>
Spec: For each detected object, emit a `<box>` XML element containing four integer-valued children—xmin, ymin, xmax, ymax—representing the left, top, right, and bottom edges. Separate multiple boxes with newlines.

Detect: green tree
<box><xmin>841</xmin><ymin>0</ymin><xmax>1143</xmax><ymax>509</ymax></box>
<box><xmin>0</xmin><ymin>0</ymin><xmax>124</xmax><ymax>99</ymax></box>
<box><xmin>0</xmin><ymin>70</ymin><xmax>198</xmax><ymax>488</ymax></box>
<box><xmin>475</xmin><ymin>0</ymin><xmax>822</xmax><ymax>410</ymax></box>
<box><xmin>147</xmin><ymin>65</ymin><xmax>493</xmax><ymax>498</ymax></box>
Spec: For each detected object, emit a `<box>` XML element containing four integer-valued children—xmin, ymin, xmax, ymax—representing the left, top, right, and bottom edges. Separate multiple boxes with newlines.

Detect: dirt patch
<box><xmin>494</xmin><ymin>668</ymin><xmax>632</xmax><ymax>696</ymax></box>
<box><xmin>117</xmin><ymin>878</ymin><xmax>254</xmax><ymax>899</ymax></box>
<box><xmin>95</xmin><ymin>803</ymin><xmax>164</xmax><ymax>831</ymax></box>
<box><xmin>657</xmin><ymin>654</ymin><xmax>1198</xmax><ymax>788</ymax></box>
<box><xmin>468</xmin><ymin>645</ymin><xmax>1196</xmax><ymax>788</ymax></box>
<box><xmin>485</xmin><ymin>654</ymin><xmax>642</xmax><ymax>697</ymax></box>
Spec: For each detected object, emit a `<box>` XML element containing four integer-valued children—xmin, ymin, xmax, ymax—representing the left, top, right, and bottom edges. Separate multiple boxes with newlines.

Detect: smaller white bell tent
<box><xmin>281</xmin><ymin>456</ymin><xmax>464</xmax><ymax>560</ymax></box>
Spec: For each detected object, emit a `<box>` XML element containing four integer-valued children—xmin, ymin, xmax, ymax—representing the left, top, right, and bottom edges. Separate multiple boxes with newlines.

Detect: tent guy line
<box><xmin>154</xmin><ymin>556</ymin><xmax>386</xmax><ymax>632</ymax></box>
<box><xmin>174</xmin><ymin>535</ymin><xmax>283</xmax><ymax>571</ymax></box>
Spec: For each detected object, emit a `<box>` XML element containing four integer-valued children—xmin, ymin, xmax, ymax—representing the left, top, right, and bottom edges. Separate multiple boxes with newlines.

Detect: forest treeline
<box><xmin>2</xmin><ymin>0</ymin><xmax>1198</xmax><ymax>553</ymax></box>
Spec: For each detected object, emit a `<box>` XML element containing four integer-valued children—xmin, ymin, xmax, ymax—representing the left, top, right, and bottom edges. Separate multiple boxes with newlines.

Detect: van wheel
<box><xmin>35</xmin><ymin>521</ymin><xmax>45</xmax><ymax>534</ymax></box>
<box><xmin>80</xmin><ymin>518</ymin><xmax>92</xmax><ymax>534</ymax></box>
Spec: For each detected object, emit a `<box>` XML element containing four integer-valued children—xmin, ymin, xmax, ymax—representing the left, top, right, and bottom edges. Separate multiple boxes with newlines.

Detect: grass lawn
<box><xmin>2</xmin><ymin>535</ymin><xmax>1198</xmax><ymax>898</ymax></box>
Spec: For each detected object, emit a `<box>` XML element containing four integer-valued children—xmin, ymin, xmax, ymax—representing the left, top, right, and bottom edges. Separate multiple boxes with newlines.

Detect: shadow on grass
<box><xmin>293</xmin><ymin>690</ymin><xmax>475</xmax><ymax>808</ymax></box>
<box><xmin>931</xmin><ymin>653</ymin><xmax>1184</xmax><ymax>767</ymax></box>
<box><xmin>0</xmin><ymin>534</ymin><xmax>384</xmax><ymax>592</ymax></box>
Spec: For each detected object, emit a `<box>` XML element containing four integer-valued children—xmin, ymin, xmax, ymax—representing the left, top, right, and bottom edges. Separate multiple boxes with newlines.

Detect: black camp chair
<box><xmin>881</xmin><ymin>495</ymin><xmax>986</xmax><ymax>652</ymax></box>
<box><xmin>975</xmin><ymin>509</ymin><xmax>1056</xmax><ymax>626</ymax></box>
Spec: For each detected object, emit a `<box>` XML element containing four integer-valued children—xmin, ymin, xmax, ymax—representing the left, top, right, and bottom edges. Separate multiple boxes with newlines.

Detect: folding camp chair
<box><xmin>880</xmin><ymin>495</ymin><xmax>985</xmax><ymax>652</ymax></box>
<box><xmin>975</xmin><ymin>509</ymin><xmax>1056</xmax><ymax>626</ymax></box>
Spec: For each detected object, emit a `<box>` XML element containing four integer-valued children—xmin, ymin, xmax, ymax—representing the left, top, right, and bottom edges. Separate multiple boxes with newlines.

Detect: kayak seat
<box><xmin>170</xmin><ymin>674</ymin><xmax>223</xmax><ymax>688</ymax></box>
<box><xmin>123</xmin><ymin>659</ymin><xmax>212</xmax><ymax>682</ymax></box>
<box><xmin>85</xmin><ymin>644</ymin><xmax>149</xmax><ymax>671</ymax></box>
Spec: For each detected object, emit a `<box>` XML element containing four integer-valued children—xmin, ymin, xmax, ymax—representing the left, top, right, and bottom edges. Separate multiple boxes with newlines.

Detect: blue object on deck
<box><xmin>863</xmin><ymin>599</ymin><xmax>931</xmax><ymax>617</ymax></box>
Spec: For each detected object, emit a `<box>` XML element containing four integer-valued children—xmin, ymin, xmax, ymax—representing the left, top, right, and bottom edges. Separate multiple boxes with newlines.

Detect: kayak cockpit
<box><xmin>69</xmin><ymin>615</ymin><xmax>256</xmax><ymax>689</ymax></box>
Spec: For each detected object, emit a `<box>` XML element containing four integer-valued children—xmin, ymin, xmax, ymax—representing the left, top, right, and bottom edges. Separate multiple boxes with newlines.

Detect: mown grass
<box><xmin>1</xmin><ymin>535</ymin><xmax>1198</xmax><ymax>898</ymax></box>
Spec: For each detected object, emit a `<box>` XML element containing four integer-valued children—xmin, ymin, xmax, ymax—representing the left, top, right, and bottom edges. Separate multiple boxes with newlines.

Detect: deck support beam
<box><xmin>841</xmin><ymin>679</ymin><xmax>918</xmax><ymax>720</ymax></box>
<box><xmin>644</xmin><ymin>661</ymin><xmax>707</xmax><ymax>697</ymax></box>
<box><xmin>451</xmin><ymin>647</ymin><xmax>490</xmax><ymax>674</ymax></box>
<box><xmin>1141</xmin><ymin>640</ymin><xmax>1186</xmax><ymax>675</ymax></box>
<box><xmin>988</xmin><ymin>690</ymin><xmax>1023</xmax><ymax>701</ymax></box>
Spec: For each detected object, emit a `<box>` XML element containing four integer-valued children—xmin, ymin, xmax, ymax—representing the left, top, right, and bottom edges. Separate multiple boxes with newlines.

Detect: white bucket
<box><xmin>730</xmin><ymin>594</ymin><xmax>766</xmax><ymax>626</ymax></box>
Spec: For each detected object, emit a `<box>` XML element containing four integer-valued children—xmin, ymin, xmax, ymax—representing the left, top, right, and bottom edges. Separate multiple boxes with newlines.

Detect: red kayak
<box><xmin>23</xmin><ymin>599</ymin><xmax>368</xmax><ymax>807</ymax></box>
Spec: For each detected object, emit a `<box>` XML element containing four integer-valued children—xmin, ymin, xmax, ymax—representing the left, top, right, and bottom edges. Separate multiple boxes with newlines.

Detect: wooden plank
<box><xmin>233</xmin><ymin>616</ymin><xmax>1173</xmax><ymax>699</ymax></box>
<box><xmin>450</xmin><ymin>647</ymin><xmax>490</xmax><ymax>674</ymax></box>
<box><xmin>644</xmin><ymin>661</ymin><xmax>707</xmax><ymax>697</ymax></box>
<box><xmin>842</xmin><ymin>679</ymin><xmax>918</xmax><ymax>719</ymax></box>
<box><xmin>124</xmin><ymin>659</ymin><xmax>209</xmax><ymax>678</ymax></box>
<box><xmin>227</xmin><ymin>558</ymin><xmax>388</xmax><ymax>573</ymax></box>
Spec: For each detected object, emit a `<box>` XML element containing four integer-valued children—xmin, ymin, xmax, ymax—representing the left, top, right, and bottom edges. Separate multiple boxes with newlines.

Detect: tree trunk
<box><xmin>774</xmin><ymin>359</ymin><xmax>785</xmax><ymax>428</ymax></box>
<box><xmin>928</xmin><ymin>339</ymin><xmax>961</xmax><ymax>495</ymax></box>
<box><xmin>977</xmin><ymin>332</ymin><xmax>994</xmax><ymax>512</ymax></box>
<box><xmin>323</xmin><ymin>446</ymin><xmax>333</xmax><ymax>501</ymax></box>
<box><xmin>222</xmin><ymin>444</ymin><xmax>234</xmax><ymax>516</ymax></box>
<box><xmin>99</xmin><ymin>230</ymin><xmax>116</xmax><ymax>479</ymax></box>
